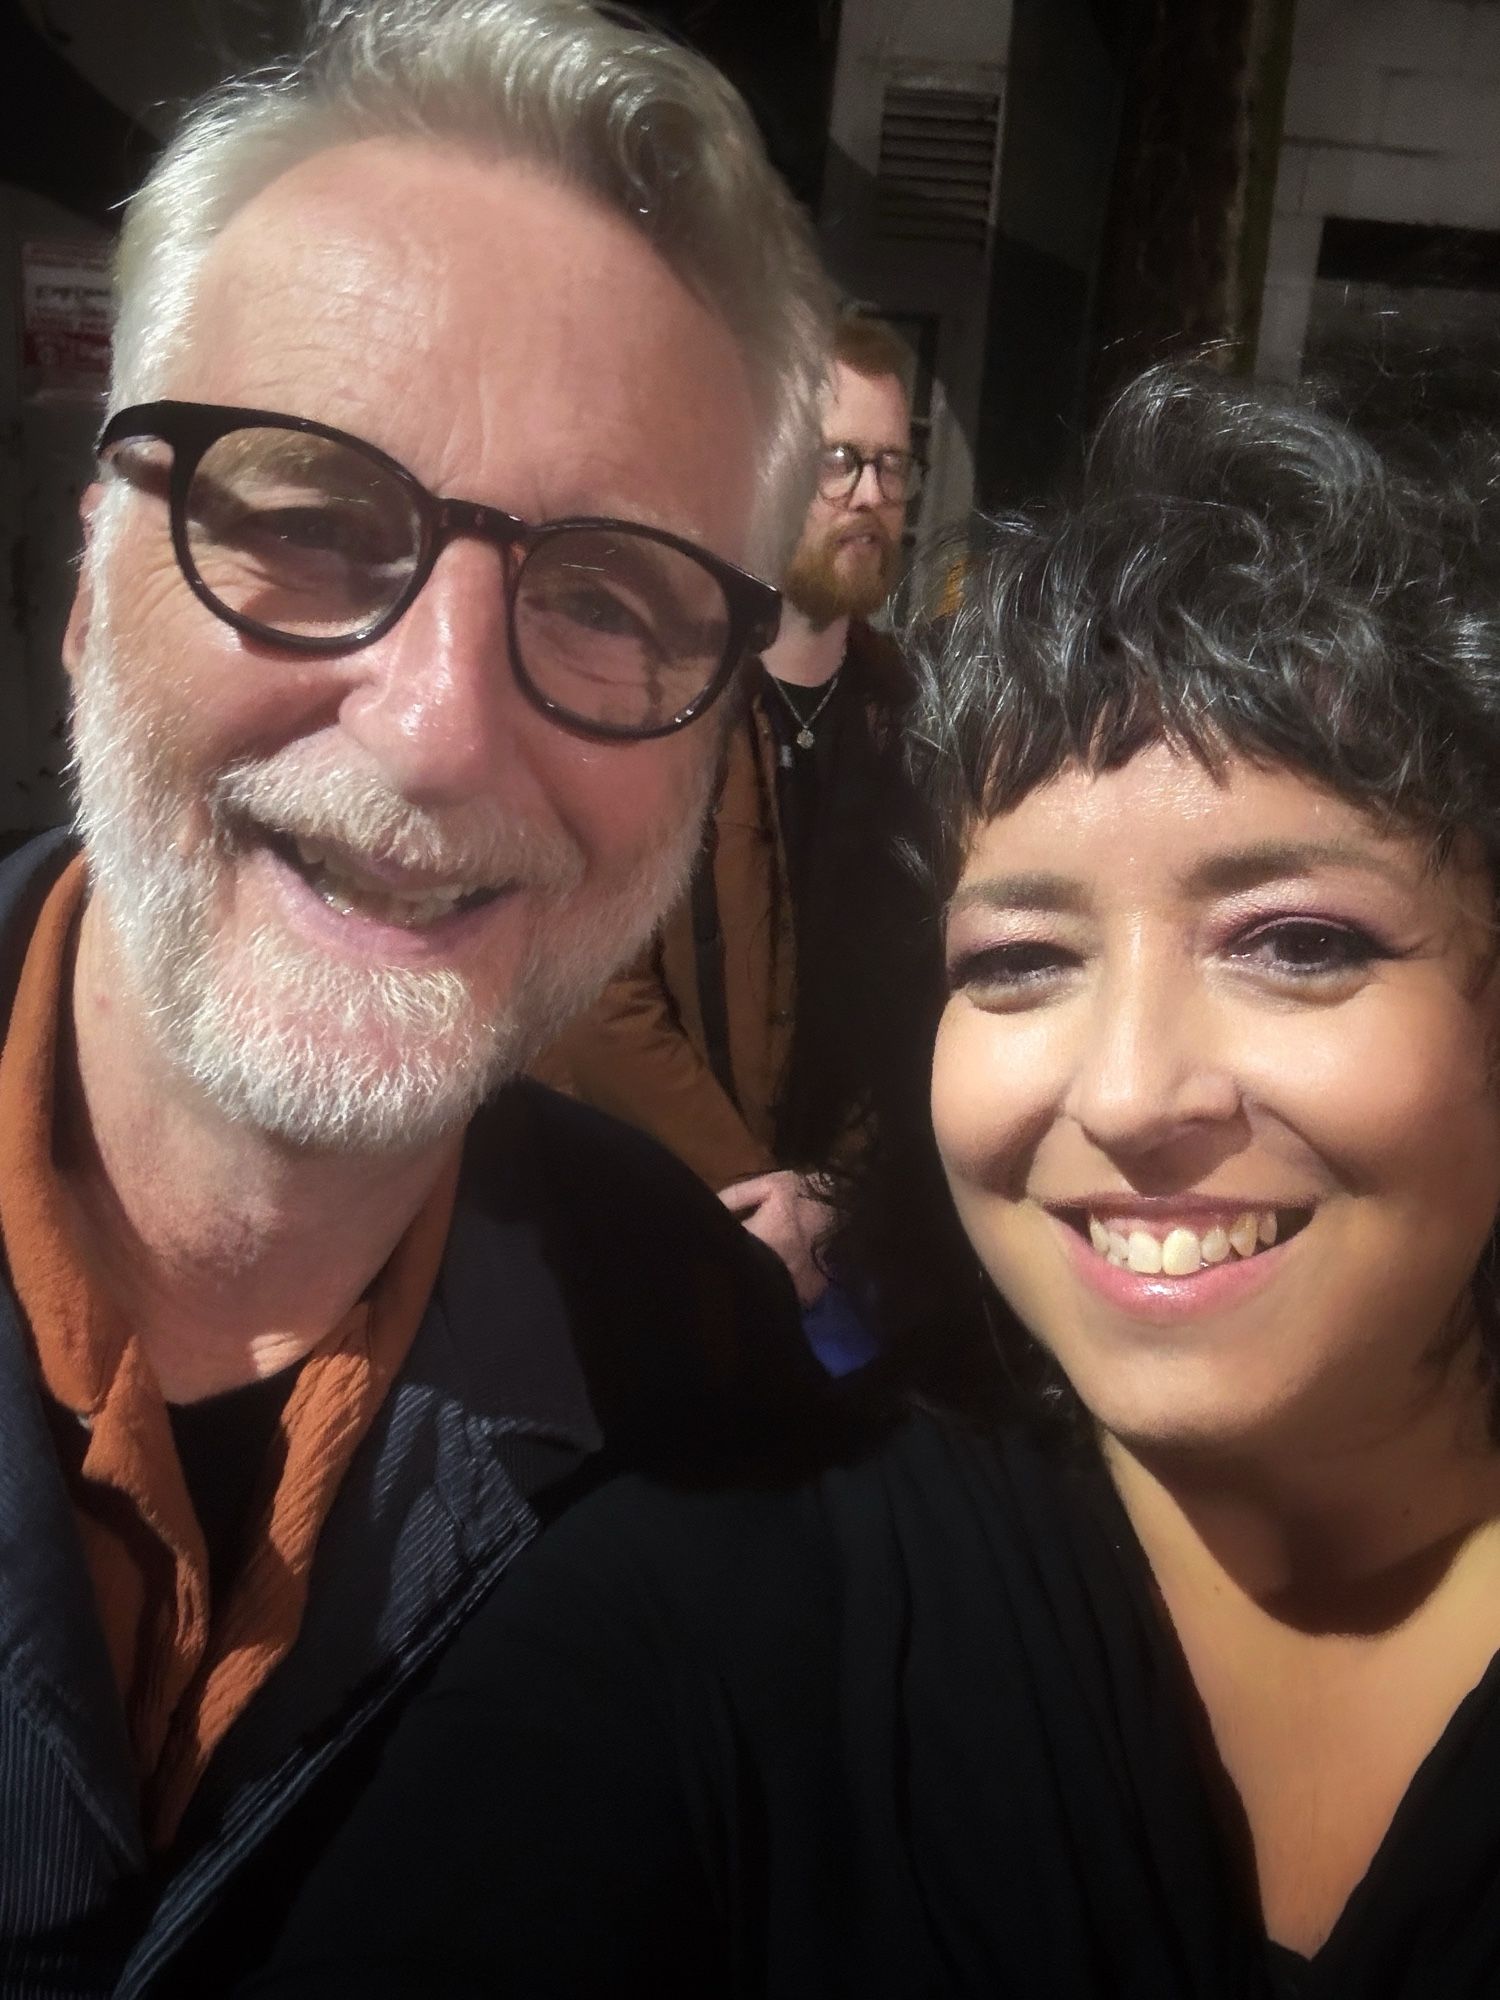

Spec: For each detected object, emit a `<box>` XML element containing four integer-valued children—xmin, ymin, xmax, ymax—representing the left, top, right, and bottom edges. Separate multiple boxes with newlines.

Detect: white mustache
<box><xmin>210</xmin><ymin>753</ymin><xmax>584</xmax><ymax>895</ymax></box>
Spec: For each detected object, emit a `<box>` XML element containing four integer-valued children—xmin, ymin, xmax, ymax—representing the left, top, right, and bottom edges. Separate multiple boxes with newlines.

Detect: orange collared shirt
<box><xmin>0</xmin><ymin>856</ymin><xmax>459</xmax><ymax>1844</ymax></box>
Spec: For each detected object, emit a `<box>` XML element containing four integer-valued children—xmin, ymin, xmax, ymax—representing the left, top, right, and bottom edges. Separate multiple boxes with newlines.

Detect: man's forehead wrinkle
<box><xmin>191</xmin><ymin>191</ymin><xmax>443</xmax><ymax>389</ymax></box>
<box><xmin>822</xmin><ymin>365</ymin><xmax>910</xmax><ymax>450</ymax></box>
<box><xmin>163</xmin><ymin>136</ymin><xmax>756</xmax><ymax>562</ymax></box>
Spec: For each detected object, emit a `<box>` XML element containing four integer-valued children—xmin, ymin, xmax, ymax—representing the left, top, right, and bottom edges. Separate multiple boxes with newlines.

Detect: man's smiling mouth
<box><xmin>262</xmin><ymin>828</ymin><xmax>510</xmax><ymax>931</ymax></box>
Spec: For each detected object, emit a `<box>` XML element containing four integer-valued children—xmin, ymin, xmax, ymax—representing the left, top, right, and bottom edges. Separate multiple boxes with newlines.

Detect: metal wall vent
<box><xmin>875</xmin><ymin>83</ymin><xmax>1001</xmax><ymax>248</ymax></box>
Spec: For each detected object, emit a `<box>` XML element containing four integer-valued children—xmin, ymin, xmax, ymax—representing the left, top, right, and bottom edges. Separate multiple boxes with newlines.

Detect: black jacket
<box><xmin>237</xmin><ymin>1414</ymin><xmax>1500</xmax><ymax>2000</ymax></box>
<box><xmin>0</xmin><ymin>831</ymin><xmax>827</xmax><ymax>1999</ymax></box>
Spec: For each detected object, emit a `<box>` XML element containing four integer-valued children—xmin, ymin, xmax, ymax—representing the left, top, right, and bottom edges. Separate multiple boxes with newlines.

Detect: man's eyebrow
<box><xmin>946</xmin><ymin>872</ymin><xmax>1092</xmax><ymax>918</ymax></box>
<box><xmin>1182</xmin><ymin>839</ymin><xmax>1415</xmax><ymax>895</ymax></box>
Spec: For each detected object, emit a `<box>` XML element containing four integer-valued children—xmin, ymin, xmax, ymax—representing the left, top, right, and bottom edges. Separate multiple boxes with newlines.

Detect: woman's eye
<box><xmin>948</xmin><ymin>941</ymin><xmax>1079</xmax><ymax>1001</ymax></box>
<box><xmin>1226</xmin><ymin>919</ymin><xmax>1389</xmax><ymax>981</ymax></box>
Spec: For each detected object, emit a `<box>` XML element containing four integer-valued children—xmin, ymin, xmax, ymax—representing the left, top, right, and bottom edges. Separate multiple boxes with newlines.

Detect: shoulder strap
<box><xmin>688</xmin><ymin>820</ymin><xmax>739</xmax><ymax>1113</ymax></box>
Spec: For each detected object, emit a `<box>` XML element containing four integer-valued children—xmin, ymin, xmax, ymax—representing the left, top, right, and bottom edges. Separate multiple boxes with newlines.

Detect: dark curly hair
<box><xmin>837</xmin><ymin>362</ymin><xmax>1500</xmax><ymax>1431</ymax></box>
<box><xmin>916</xmin><ymin>362</ymin><xmax>1500</xmax><ymax>892</ymax></box>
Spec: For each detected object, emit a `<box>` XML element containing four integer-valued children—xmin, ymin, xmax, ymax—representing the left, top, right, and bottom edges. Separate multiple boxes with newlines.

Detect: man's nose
<box><xmin>335</xmin><ymin>540</ymin><xmax>521</xmax><ymax>805</ymax></box>
<box><xmin>846</xmin><ymin>457</ymin><xmax>887</xmax><ymax>508</ymax></box>
<box><xmin>1062</xmin><ymin>956</ymin><xmax>1241</xmax><ymax>1156</ymax></box>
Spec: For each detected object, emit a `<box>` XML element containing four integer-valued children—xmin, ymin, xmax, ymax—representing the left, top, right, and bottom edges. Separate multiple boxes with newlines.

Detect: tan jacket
<box><xmin>535</xmin><ymin>623</ymin><xmax>908</xmax><ymax>1191</ymax></box>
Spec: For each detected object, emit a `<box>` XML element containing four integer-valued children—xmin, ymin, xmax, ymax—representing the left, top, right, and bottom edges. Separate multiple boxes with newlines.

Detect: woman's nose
<box><xmin>1062</xmin><ymin>959</ymin><xmax>1242</xmax><ymax>1156</ymax></box>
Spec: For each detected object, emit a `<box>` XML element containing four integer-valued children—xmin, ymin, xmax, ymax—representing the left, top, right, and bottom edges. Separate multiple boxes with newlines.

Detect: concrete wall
<box><xmin>17</xmin><ymin>0</ymin><xmax>302</xmax><ymax>134</ymax></box>
<box><xmin>1258</xmin><ymin>0</ymin><xmax>1500</xmax><ymax>380</ymax></box>
<box><xmin>0</xmin><ymin>187</ymin><xmax>108</xmax><ymax>836</ymax></box>
<box><xmin>820</xmin><ymin>0</ymin><xmax>1014</xmax><ymax>538</ymax></box>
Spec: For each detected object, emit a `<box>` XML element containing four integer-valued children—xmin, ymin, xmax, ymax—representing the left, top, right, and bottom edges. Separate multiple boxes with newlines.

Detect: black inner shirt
<box><xmin>761</xmin><ymin>661</ymin><xmax>848</xmax><ymax>921</ymax></box>
<box><xmin>1264</xmin><ymin>1939</ymin><xmax>1310</xmax><ymax>1996</ymax></box>
<box><xmin>168</xmin><ymin>1362</ymin><xmax>304</xmax><ymax>1602</ymax></box>
<box><xmin>757</xmin><ymin>659</ymin><xmax>937</xmax><ymax>1171</ymax></box>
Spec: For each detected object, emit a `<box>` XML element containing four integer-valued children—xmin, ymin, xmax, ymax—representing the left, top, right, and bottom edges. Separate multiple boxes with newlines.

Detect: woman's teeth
<box><xmin>1086</xmin><ymin>1211</ymin><xmax>1279</xmax><ymax>1276</ymax></box>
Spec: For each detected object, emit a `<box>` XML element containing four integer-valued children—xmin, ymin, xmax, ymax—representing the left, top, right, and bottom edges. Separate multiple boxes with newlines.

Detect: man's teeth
<box><xmin>1085</xmin><ymin>1211</ymin><xmax>1279</xmax><ymax>1275</ymax></box>
<box><xmin>291</xmin><ymin>836</ymin><xmax>477</xmax><ymax>928</ymax></box>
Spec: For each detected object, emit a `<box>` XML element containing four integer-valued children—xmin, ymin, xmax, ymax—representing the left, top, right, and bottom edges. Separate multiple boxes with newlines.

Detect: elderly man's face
<box><xmin>66</xmin><ymin>141</ymin><xmax>759</xmax><ymax>1150</ymax></box>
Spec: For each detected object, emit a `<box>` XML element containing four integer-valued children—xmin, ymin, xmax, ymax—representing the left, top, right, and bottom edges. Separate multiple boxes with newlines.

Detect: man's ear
<box><xmin>62</xmin><ymin>481</ymin><xmax>106</xmax><ymax>683</ymax></box>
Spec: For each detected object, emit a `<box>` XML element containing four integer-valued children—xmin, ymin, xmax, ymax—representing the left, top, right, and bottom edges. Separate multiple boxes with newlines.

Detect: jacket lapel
<box><xmin>0</xmin><ymin>834</ymin><xmax>143</xmax><ymax>1879</ymax></box>
<box><xmin>0</xmin><ymin>1291</ymin><xmax>144</xmax><ymax>1880</ymax></box>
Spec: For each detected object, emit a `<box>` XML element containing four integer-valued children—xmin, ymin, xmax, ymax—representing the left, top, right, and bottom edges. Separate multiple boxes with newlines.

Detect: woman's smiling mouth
<box><xmin>1041</xmin><ymin>1200</ymin><xmax>1317</xmax><ymax>1317</ymax></box>
<box><xmin>1067</xmin><ymin>1205</ymin><xmax>1315</xmax><ymax>1276</ymax></box>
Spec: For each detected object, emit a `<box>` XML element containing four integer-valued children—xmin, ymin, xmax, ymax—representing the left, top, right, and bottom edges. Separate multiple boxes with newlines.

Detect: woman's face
<box><xmin>932</xmin><ymin>744</ymin><xmax>1500</xmax><ymax>1457</ymax></box>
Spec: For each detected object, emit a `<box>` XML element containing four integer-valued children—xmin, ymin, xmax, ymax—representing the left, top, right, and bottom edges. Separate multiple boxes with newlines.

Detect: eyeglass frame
<box><xmin>94</xmin><ymin>398</ymin><xmax>784</xmax><ymax>744</ymax></box>
<box><xmin>816</xmin><ymin>441</ymin><xmax>926</xmax><ymax>506</ymax></box>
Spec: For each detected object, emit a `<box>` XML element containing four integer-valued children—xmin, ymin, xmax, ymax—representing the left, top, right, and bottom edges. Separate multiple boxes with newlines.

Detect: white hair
<box><xmin>109</xmin><ymin>0</ymin><xmax>833</xmax><ymax>572</ymax></box>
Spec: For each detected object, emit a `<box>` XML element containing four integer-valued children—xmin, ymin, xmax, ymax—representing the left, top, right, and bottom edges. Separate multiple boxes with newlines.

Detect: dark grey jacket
<box><xmin>0</xmin><ymin>831</ymin><xmax>823</xmax><ymax>1999</ymax></box>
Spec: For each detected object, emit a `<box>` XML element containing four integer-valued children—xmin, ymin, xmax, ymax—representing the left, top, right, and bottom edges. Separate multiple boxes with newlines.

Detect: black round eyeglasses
<box><xmin>96</xmin><ymin>400</ymin><xmax>782</xmax><ymax>743</ymax></box>
<box><xmin>817</xmin><ymin>442</ymin><xmax>925</xmax><ymax>505</ymax></box>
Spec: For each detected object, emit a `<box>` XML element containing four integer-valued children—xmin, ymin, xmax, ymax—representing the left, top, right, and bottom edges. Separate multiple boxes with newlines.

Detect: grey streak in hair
<box><xmin>910</xmin><ymin>363</ymin><xmax>1500</xmax><ymax>896</ymax></box>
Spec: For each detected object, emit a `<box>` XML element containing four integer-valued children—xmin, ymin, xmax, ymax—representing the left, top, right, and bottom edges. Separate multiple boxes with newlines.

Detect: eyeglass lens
<box><xmin>819</xmin><ymin>445</ymin><xmax>921</xmax><ymax>503</ymax></box>
<box><xmin>513</xmin><ymin>527</ymin><xmax>730</xmax><ymax>733</ymax></box>
<box><xmin>180</xmin><ymin>423</ymin><xmax>734</xmax><ymax>734</ymax></box>
<box><xmin>187</xmin><ymin>428</ymin><xmax>422</xmax><ymax>642</ymax></box>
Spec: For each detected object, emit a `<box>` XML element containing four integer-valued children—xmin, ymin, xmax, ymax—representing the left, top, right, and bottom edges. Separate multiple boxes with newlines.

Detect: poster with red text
<box><xmin>22</xmin><ymin>238</ymin><xmax>112</xmax><ymax>402</ymax></box>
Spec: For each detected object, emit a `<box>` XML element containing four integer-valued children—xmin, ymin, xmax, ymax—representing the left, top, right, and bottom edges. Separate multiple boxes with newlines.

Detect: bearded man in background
<box><xmin>541</xmin><ymin>314</ymin><xmax>934</xmax><ymax>1369</ymax></box>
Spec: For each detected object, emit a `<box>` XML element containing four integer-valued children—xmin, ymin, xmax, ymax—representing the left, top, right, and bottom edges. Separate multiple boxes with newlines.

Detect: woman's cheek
<box><xmin>932</xmin><ymin>1001</ymin><xmax>997</xmax><ymax>1185</ymax></box>
<box><xmin>1249</xmin><ymin>984</ymin><xmax>1500</xmax><ymax>1195</ymax></box>
<box><xmin>932</xmin><ymin>999</ymin><xmax>1051</xmax><ymax>1192</ymax></box>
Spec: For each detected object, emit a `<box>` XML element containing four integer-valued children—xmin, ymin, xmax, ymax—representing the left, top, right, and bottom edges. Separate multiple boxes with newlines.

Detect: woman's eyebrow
<box><xmin>1182</xmin><ymin>840</ymin><xmax>1413</xmax><ymax>896</ymax></box>
<box><xmin>947</xmin><ymin>872</ymin><xmax>1092</xmax><ymax>918</ymax></box>
<box><xmin>947</xmin><ymin>843</ymin><xmax>1415</xmax><ymax>921</ymax></box>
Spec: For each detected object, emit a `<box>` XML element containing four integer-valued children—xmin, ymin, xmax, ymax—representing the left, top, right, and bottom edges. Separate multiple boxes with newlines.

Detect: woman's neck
<box><xmin>1103</xmin><ymin>1370</ymin><xmax>1500</xmax><ymax>1634</ymax></box>
<box><xmin>1102</xmin><ymin>1371</ymin><xmax>1500</xmax><ymax>1957</ymax></box>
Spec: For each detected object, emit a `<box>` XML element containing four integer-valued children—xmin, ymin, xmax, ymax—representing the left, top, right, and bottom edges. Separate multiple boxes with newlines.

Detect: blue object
<box><xmin>803</xmin><ymin>1279</ymin><xmax>880</xmax><ymax>1376</ymax></box>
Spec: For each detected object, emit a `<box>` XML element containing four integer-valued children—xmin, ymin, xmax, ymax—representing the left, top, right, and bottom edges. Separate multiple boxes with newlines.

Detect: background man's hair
<box><xmin>109</xmin><ymin>0</ymin><xmax>834</xmax><ymax>572</ymax></box>
<box><xmin>831</xmin><ymin>310</ymin><xmax>913</xmax><ymax>390</ymax></box>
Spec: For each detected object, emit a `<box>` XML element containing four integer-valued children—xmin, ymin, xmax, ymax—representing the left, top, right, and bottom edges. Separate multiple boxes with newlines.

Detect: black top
<box><xmin>232</xmin><ymin>1411</ymin><xmax>1500</xmax><ymax>1998</ymax></box>
<box><xmin>167</xmin><ymin>1363</ymin><xmax>304</xmax><ymax>1601</ymax></box>
<box><xmin>759</xmin><ymin>659</ymin><xmax>849</xmax><ymax>910</ymax></box>
<box><xmin>754</xmin><ymin>654</ymin><xmax>936</xmax><ymax>1172</ymax></box>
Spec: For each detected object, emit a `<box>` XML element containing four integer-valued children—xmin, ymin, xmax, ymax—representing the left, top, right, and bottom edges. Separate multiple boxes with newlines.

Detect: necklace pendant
<box><xmin>796</xmin><ymin>726</ymin><xmax>815</xmax><ymax>750</ymax></box>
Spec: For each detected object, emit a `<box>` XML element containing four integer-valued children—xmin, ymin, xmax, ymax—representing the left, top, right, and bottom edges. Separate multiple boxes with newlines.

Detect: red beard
<box><xmin>783</xmin><ymin>519</ymin><xmax>900</xmax><ymax>626</ymax></box>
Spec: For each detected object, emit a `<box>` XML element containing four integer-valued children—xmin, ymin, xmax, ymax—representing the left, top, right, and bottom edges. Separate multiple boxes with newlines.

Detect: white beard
<box><xmin>70</xmin><ymin>607</ymin><xmax>707</xmax><ymax>1154</ymax></box>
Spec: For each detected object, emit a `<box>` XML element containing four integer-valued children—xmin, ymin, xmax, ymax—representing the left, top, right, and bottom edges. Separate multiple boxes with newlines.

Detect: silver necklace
<box><xmin>767</xmin><ymin>670</ymin><xmax>841</xmax><ymax>755</ymax></box>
